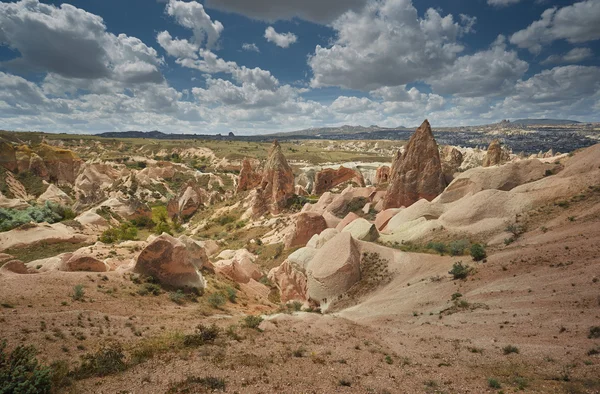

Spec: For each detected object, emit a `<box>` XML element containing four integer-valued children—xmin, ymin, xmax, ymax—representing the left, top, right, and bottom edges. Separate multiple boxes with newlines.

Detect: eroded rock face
<box><xmin>314</xmin><ymin>166</ymin><xmax>365</xmax><ymax>195</ymax></box>
<box><xmin>482</xmin><ymin>140</ymin><xmax>509</xmax><ymax>167</ymax></box>
<box><xmin>284</xmin><ymin>212</ymin><xmax>328</xmax><ymax>249</ymax></box>
<box><xmin>440</xmin><ymin>146</ymin><xmax>464</xmax><ymax>183</ymax></box>
<box><xmin>306</xmin><ymin>232</ymin><xmax>361</xmax><ymax>311</ymax></box>
<box><xmin>383</xmin><ymin>120</ymin><xmax>446</xmax><ymax>209</ymax></box>
<box><xmin>168</xmin><ymin>185</ymin><xmax>202</xmax><ymax>220</ymax></box>
<box><xmin>252</xmin><ymin>141</ymin><xmax>295</xmax><ymax>216</ymax></box>
<box><xmin>37</xmin><ymin>184</ymin><xmax>73</xmax><ymax>206</ymax></box>
<box><xmin>268</xmin><ymin>260</ymin><xmax>308</xmax><ymax>303</ymax></box>
<box><xmin>375</xmin><ymin>166</ymin><xmax>390</xmax><ymax>185</ymax></box>
<box><xmin>62</xmin><ymin>253</ymin><xmax>109</xmax><ymax>272</ymax></box>
<box><xmin>214</xmin><ymin>249</ymin><xmax>261</xmax><ymax>284</ymax></box>
<box><xmin>237</xmin><ymin>159</ymin><xmax>261</xmax><ymax>193</ymax></box>
<box><xmin>341</xmin><ymin>218</ymin><xmax>379</xmax><ymax>241</ymax></box>
<box><xmin>133</xmin><ymin>234</ymin><xmax>206</xmax><ymax>290</ymax></box>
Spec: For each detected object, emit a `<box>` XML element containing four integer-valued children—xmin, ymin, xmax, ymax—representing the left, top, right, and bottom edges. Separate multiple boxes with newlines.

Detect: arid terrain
<box><xmin>1</xmin><ymin>121</ymin><xmax>599</xmax><ymax>394</ymax></box>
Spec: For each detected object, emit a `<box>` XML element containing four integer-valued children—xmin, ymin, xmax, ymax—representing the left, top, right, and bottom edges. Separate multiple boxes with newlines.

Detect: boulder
<box><xmin>214</xmin><ymin>249</ymin><xmax>261</xmax><ymax>284</ymax></box>
<box><xmin>237</xmin><ymin>159</ymin><xmax>261</xmax><ymax>193</ymax></box>
<box><xmin>168</xmin><ymin>185</ymin><xmax>202</xmax><ymax>219</ymax></box>
<box><xmin>133</xmin><ymin>233</ymin><xmax>206</xmax><ymax>290</ymax></box>
<box><xmin>375</xmin><ymin>208</ymin><xmax>401</xmax><ymax>231</ymax></box>
<box><xmin>284</xmin><ymin>212</ymin><xmax>328</xmax><ymax>248</ymax></box>
<box><xmin>383</xmin><ymin>120</ymin><xmax>446</xmax><ymax>209</ymax></box>
<box><xmin>287</xmin><ymin>247</ymin><xmax>317</xmax><ymax>270</ymax></box>
<box><xmin>335</xmin><ymin>212</ymin><xmax>361</xmax><ymax>232</ymax></box>
<box><xmin>341</xmin><ymin>218</ymin><xmax>379</xmax><ymax>241</ymax></box>
<box><xmin>314</xmin><ymin>166</ymin><xmax>365</xmax><ymax>195</ymax></box>
<box><xmin>268</xmin><ymin>260</ymin><xmax>308</xmax><ymax>303</ymax></box>
<box><xmin>252</xmin><ymin>141</ymin><xmax>295</xmax><ymax>216</ymax></box>
<box><xmin>375</xmin><ymin>166</ymin><xmax>390</xmax><ymax>185</ymax></box>
<box><xmin>294</xmin><ymin>185</ymin><xmax>308</xmax><ymax>196</ymax></box>
<box><xmin>178</xmin><ymin>235</ymin><xmax>213</xmax><ymax>272</ymax></box>
<box><xmin>0</xmin><ymin>260</ymin><xmax>34</xmax><ymax>274</ymax></box>
<box><xmin>62</xmin><ymin>252</ymin><xmax>109</xmax><ymax>272</ymax></box>
<box><xmin>306</xmin><ymin>228</ymin><xmax>339</xmax><ymax>249</ymax></box>
<box><xmin>306</xmin><ymin>232</ymin><xmax>361</xmax><ymax>311</ymax></box>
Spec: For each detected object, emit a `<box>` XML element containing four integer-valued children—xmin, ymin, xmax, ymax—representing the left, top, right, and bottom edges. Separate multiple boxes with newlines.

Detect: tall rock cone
<box><xmin>383</xmin><ymin>119</ymin><xmax>446</xmax><ymax>209</ymax></box>
<box><xmin>252</xmin><ymin>140</ymin><xmax>294</xmax><ymax>216</ymax></box>
<box><xmin>482</xmin><ymin>139</ymin><xmax>509</xmax><ymax>167</ymax></box>
<box><xmin>237</xmin><ymin>158</ymin><xmax>261</xmax><ymax>193</ymax></box>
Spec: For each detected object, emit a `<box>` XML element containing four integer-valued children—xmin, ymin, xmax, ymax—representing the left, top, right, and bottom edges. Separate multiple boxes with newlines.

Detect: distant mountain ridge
<box><xmin>512</xmin><ymin>119</ymin><xmax>580</xmax><ymax>125</ymax></box>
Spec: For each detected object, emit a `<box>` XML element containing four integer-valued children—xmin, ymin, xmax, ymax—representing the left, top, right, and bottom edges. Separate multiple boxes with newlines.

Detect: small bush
<box><xmin>137</xmin><ymin>283</ymin><xmax>162</xmax><ymax>296</ymax></box>
<box><xmin>449</xmin><ymin>261</ymin><xmax>472</xmax><ymax>280</ymax></box>
<box><xmin>169</xmin><ymin>291</ymin><xmax>185</xmax><ymax>305</ymax></box>
<box><xmin>167</xmin><ymin>376</ymin><xmax>226</xmax><ymax>393</ymax></box>
<box><xmin>99</xmin><ymin>222</ymin><xmax>138</xmax><ymax>243</ymax></box>
<box><xmin>503</xmin><ymin>345</ymin><xmax>519</xmax><ymax>355</ymax></box>
<box><xmin>72</xmin><ymin>342</ymin><xmax>126</xmax><ymax>379</ymax></box>
<box><xmin>588</xmin><ymin>326</ymin><xmax>600</xmax><ymax>339</ymax></box>
<box><xmin>0</xmin><ymin>340</ymin><xmax>52</xmax><ymax>394</ymax></box>
<box><xmin>427</xmin><ymin>242</ymin><xmax>447</xmax><ymax>255</ymax></box>
<box><xmin>470</xmin><ymin>243</ymin><xmax>486</xmax><ymax>261</ymax></box>
<box><xmin>449</xmin><ymin>239</ymin><xmax>469</xmax><ymax>256</ymax></box>
<box><xmin>207</xmin><ymin>293</ymin><xmax>226</xmax><ymax>309</ymax></box>
<box><xmin>0</xmin><ymin>201</ymin><xmax>75</xmax><ymax>232</ymax></box>
<box><xmin>225</xmin><ymin>287</ymin><xmax>237</xmax><ymax>303</ymax></box>
<box><xmin>183</xmin><ymin>324</ymin><xmax>220</xmax><ymax>347</ymax></box>
<box><xmin>72</xmin><ymin>284</ymin><xmax>85</xmax><ymax>301</ymax></box>
<box><xmin>488</xmin><ymin>378</ymin><xmax>501</xmax><ymax>389</ymax></box>
<box><xmin>242</xmin><ymin>315</ymin><xmax>263</xmax><ymax>330</ymax></box>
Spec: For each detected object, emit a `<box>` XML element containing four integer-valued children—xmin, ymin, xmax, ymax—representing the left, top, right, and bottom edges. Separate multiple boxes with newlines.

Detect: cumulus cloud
<box><xmin>0</xmin><ymin>0</ymin><xmax>163</xmax><ymax>84</ymax></box>
<box><xmin>264</xmin><ymin>27</ymin><xmax>297</xmax><ymax>48</ymax></box>
<box><xmin>426</xmin><ymin>36</ymin><xmax>529</xmax><ymax>97</ymax></box>
<box><xmin>242</xmin><ymin>43</ymin><xmax>260</xmax><ymax>52</ymax></box>
<box><xmin>165</xmin><ymin>0</ymin><xmax>223</xmax><ymax>49</ymax></box>
<box><xmin>204</xmin><ymin>0</ymin><xmax>368</xmax><ymax>24</ymax></box>
<box><xmin>308</xmin><ymin>0</ymin><xmax>474</xmax><ymax>91</ymax></box>
<box><xmin>541</xmin><ymin>47</ymin><xmax>593</xmax><ymax>64</ymax></box>
<box><xmin>510</xmin><ymin>0</ymin><xmax>600</xmax><ymax>53</ymax></box>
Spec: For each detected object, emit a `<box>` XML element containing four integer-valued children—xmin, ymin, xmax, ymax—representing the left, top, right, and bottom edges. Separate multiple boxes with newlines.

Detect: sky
<box><xmin>0</xmin><ymin>0</ymin><xmax>599</xmax><ymax>135</ymax></box>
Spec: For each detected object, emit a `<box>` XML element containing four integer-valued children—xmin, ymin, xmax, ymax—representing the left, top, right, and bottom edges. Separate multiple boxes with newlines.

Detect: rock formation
<box><xmin>482</xmin><ymin>139</ymin><xmax>509</xmax><ymax>167</ymax></box>
<box><xmin>133</xmin><ymin>234</ymin><xmax>207</xmax><ymax>290</ymax></box>
<box><xmin>236</xmin><ymin>158</ymin><xmax>261</xmax><ymax>193</ymax></box>
<box><xmin>167</xmin><ymin>185</ymin><xmax>203</xmax><ymax>220</ymax></box>
<box><xmin>306</xmin><ymin>232</ymin><xmax>361</xmax><ymax>311</ymax></box>
<box><xmin>440</xmin><ymin>146</ymin><xmax>464</xmax><ymax>183</ymax></box>
<box><xmin>383</xmin><ymin>120</ymin><xmax>446</xmax><ymax>209</ymax></box>
<box><xmin>314</xmin><ymin>166</ymin><xmax>365</xmax><ymax>195</ymax></box>
<box><xmin>284</xmin><ymin>212</ymin><xmax>328</xmax><ymax>249</ymax></box>
<box><xmin>341</xmin><ymin>218</ymin><xmax>379</xmax><ymax>241</ymax></box>
<box><xmin>268</xmin><ymin>260</ymin><xmax>308</xmax><ymax>303</ymax></box>
<box><xmin>375</xmin><ymin>166</ymin><xmax>390</xmax><ymax>185</ymax></box>
<box><xmin>214</xmin><ymin>249</ymin><xmax>261</xmax><ymax>284</ymax></box>
<box><xmin>0</xmin><ymin>141</ymin><xmax>17</xmax><ymax>173</ymax></box>
<box><xmin>252</xmin><ymin>141</ymin><xmax>295</xmax><ymax>216</ymax></box>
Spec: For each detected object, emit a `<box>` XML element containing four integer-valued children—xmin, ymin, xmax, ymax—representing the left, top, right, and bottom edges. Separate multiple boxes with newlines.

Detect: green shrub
<box><xmin>166</xmin><ymin>376</ymin><xmax>225</xmax><ymax>393</ymax></box>
<box><xmin>0</xmin><ymin>201</ymin><xmax>74</xmax><ymax>232</ymax></box>
<box><xmin>99</xmin><ymin>222</ymin><xmax>138</xmax><ymax>243</ymax></box>
<box><xmin>488</xmin><ymin>378</ymin><xmax>501</xmax><ymax>389</ymax></box>
<box><xmin>0</xmin><ymin>340</ymin><xmax>52</xmax><ymax>394</ymax></box>
<box><xmin>207</xmin><ymin>293</ymin><xmax>226</xmax><ymax>309</ymax></box>
<box><xmin>72</xmin><ymin>343</ymin><xmax>126</xmax><ymax>379</ymax></box>
<box><xmin>225</xmin><ymin>287</ymin><xmax>237</xmax><ymax>303</ymax></box>
<box><xmin>470</xmin><ymin>243</ymin><xmax>486</xmax><ymax>261</ymax></box>
<box><xmin>449</xmin><ymin>239</ymin><xmax>469</xmax><ymax>256</ymax></box>
<box><xmin>243</xmin><ymin>315</ymin><xmax>263</xmax><ymax>330</ymax></box>
<box><xmin>72</xmin><ymin>285</ymin><xmax>85</xmax><ymax>301</ymax></box>
<box><xmin>448</xmin><ymin>261</ymin><xmax>472</xmax><ymax>280</ymax></box>
<box><xmin>588</xmin><ymin>326</ymin><xmax>600</xmax><ymax>339</ymax></box>
<box><xmin>169</xmin><ymin>291</ymin><xmax>186</xmax><ymax>305</ymax></box>
<box><xmin>137</xmin><ymin>283</ymin><xmax>162</xmax><ymax>296</ymax></box>
<box><xmin>215</xmin><ymin>215</ymin><xmax>235</xmax><ymax>226</ymax></box>
<box><xmin>427</xmin><ymin>242</ymin><xmax>447</xmax><ymax>255</ymax></box>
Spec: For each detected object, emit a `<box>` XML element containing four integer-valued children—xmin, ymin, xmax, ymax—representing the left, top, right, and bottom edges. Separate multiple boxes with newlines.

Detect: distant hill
<box><xmin>512</xmin><ymin>119</ymin><xmax>580</xmax><ymax>125</ymax></box>
<box><xmin>265</xmin><ymin>124</ymin><xmax>408</xmax><ymax>137</ymax></box>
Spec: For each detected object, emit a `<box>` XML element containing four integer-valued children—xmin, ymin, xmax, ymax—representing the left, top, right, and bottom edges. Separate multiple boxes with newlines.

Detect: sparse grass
<box><xmin>488</xmin><ymin>378</ymin><xmax>502</xmax><ymax>389</ymax></box>
<box><xmin>207</xmin><ymin>293</ymin><xmax>226</xmax><ymax>309</ymax></box>
<box><xmin>242</xmin><ymin>315</ymin><xmax>263</xmax><ymax>330</ymax></box>
<box><xmin>72</xmin><ymin>284</ymin><xmax>85</xmax><ymax>301</ymax></box>
<box><xmin>166</xmin><ymin>376</ymin><xmax>226</xmax><ymax>393</ymax></box>
<box><xmin>183</xmin><ymin>324</ymin><xmax>221</xmax><ymax>347</ymax></box>
<box><xmin>71</xmin><ymin>342</ymin><xmax>127</xmax><ymax>379</ymax></box>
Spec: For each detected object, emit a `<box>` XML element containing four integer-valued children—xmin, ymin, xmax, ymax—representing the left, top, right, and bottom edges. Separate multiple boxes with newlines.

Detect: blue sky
<box><xmin>0</xmin><ymin>0</ymin><xmax>599</xmax><ymax>134</ymax></box>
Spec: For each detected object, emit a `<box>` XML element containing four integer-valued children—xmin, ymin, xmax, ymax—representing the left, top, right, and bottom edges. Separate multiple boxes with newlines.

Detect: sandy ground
<box><xmin>1</xmin><ymin>198</ymin><xmax>599</xmax><ymax>393</ymax></box>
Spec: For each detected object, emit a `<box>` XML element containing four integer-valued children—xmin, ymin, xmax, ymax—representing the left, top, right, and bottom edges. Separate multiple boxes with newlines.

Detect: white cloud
<box><xmin>242</xmin><ymin>43</ymin><xmax>260</xmax><ymax>52</ymax></box>
<box><xmin>308</xmin><ymin>0</ymin><xmax>473</xmax><ymax>91</ymax></box>
<box><xmin>157</xmin><ymin>31</ymin><xmax>198</xmax><ymax>59</ymax></box>
<box><xmin>487</xmin><ymin>0</ymin><xmax>522</xmax><ymax>7</ymax></box>
<box><xmin>165</xmin><ymin>0</ymin><xmax>223</xmax><ymax>49</ymax></box>
<box><xmin>264</xmin><ymin>26</ymin><xmax>297</xmax><ymax>48</ymax></box>
<box><xmin>510</xmin><ymin>0</ymin><xmax>600</xmax><ymax>53</ymax></box>
<box><xmin>0</xmin><ymin>0</ymin><xmax>163</xmax><ymax>84</ymax></box>
<box><xmin>426</xmin><ymin>36</ymin><xmax>529</xmax><ymax>97</ymax></box>
<box><xmin>204</xmin><ymin>0</ymin><xmax>368</xmax><ymax>24</ymax></box>
<box><xmin>541</xmin><ymin>47</ymin><xmax>593</xmax><ymax>64</ymax></box>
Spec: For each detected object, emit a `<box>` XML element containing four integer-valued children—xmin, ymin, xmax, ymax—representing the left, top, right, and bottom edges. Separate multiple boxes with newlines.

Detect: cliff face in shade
<box><xmin>252</xmin><ymin>141</ymin><xmax>295</xmax><ymax>216</ymax></box>
<box><xmin>383</xmin><ymin>120</ymin><xmax>446</xmax><ymax>209</ymax></box>
<box><xmin>313</xmin><ymin>166</ymin><xmax>365</xmax><ymax>194</ymax></box>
